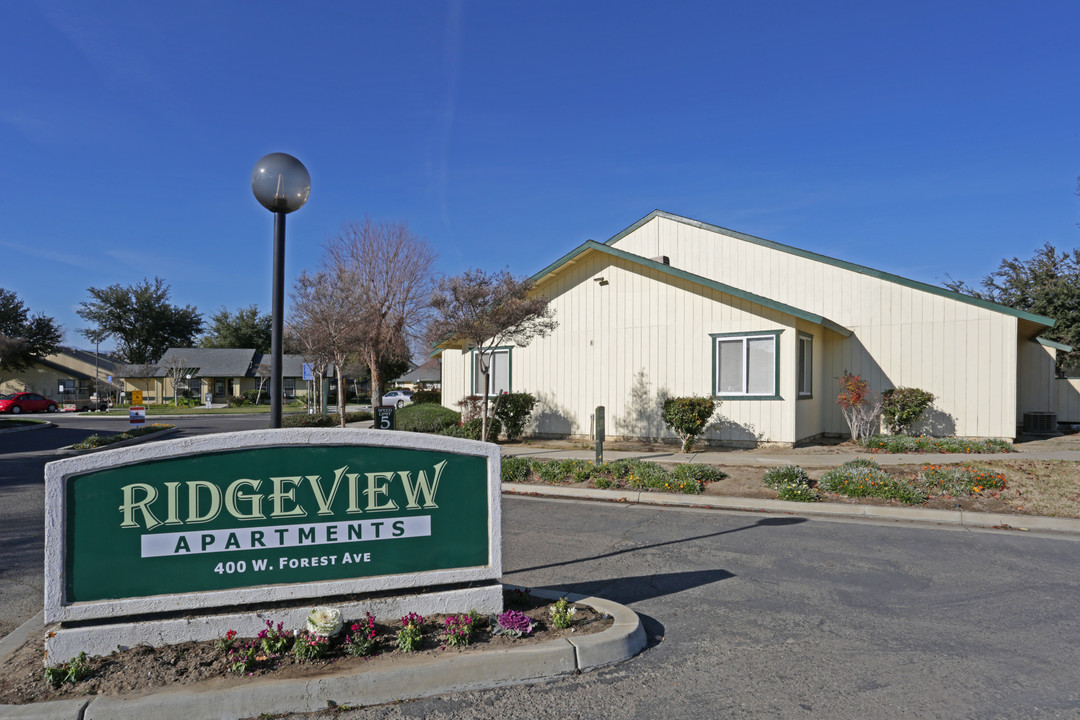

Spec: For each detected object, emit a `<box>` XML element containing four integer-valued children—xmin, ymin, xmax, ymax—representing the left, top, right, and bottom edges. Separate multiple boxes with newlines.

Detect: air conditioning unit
<box><xmin>1023</xmin><ymin>411</ymin><xmax>1058</xmax><ymax>434</ymax></box>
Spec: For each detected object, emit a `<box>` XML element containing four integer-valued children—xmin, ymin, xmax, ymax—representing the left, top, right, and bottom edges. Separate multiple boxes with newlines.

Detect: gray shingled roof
<box><xmin>158</xmin><ymin>348</ymin><xmax>258</xmax><ymax>377</ymax></box>
<box><xmin>121</xmin><ymin>348</ymin><xmax>307</xmax><ymax>378</ymax></box>
<box><xmin>394</xmin><ymin>358</ymin><xmax>441</xmax><ymax>384</ymax></box>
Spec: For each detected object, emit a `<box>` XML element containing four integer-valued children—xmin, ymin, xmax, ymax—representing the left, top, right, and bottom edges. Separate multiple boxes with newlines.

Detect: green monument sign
<box><xmin>45</xmin><ymin>429</ymin><xmax>502</xmax><ymax>624</ymax></box>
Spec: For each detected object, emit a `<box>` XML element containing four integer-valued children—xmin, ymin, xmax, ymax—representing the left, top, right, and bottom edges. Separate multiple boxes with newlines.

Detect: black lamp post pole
<box><xmin>251</xmin><ymin>152</ymin><xmax>309</xmax><ymax>429</ymax></box>
<box><xmin>270</xmin><ymin>210</ymin><xmax>286</xmax><ymax>429</ymax></box>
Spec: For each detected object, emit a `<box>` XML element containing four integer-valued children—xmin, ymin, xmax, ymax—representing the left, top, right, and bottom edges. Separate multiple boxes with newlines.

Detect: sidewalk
<box><xmin>498</xmin><ymin>438</ymin><xmax>1080</xmax><ymax>537</ymax></box>
<box><xmin>500</xmin><ymin>441</ymin><xmax>1080</xmax><ymax>467</ymax></box>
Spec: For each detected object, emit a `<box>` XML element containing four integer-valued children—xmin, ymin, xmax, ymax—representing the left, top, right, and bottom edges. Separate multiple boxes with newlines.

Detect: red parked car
<box><xmin>0</xmin><ymin>392</ymin><xmax>60</xmax><ymax>414</ymax></box>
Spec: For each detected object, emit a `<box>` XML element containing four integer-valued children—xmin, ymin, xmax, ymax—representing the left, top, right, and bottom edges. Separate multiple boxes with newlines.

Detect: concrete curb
<box><xmin>53</xmin><ymin>426</ymin><xmax>180</xmax><ymax>456</ymax></box>
<box><xmin>501</xmin><ymin>483</ymin><xmax>1080</xmax><ymax>535</ymax></box>
<box><xmin>0</xmin><ymin>591</ymin><xmax>645</xmax><ymax>720</ymax></box>
<box><xmin>0</xmin><ymin>421</ymin><xmax>54</xmax><ymax>435</ymax></box>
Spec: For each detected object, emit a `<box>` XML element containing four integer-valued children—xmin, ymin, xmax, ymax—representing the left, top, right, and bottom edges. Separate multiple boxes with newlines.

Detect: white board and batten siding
<box><xmin>1016</xmin><ymin>341</ymin><xmax>1057</xmax><ymax>418</ymax></box>
<box><xmin>611</xmin><ymin>215</ymin><xmax>1022</xmax><ymax>439</ymax></box>
<box><xmin>442</xmin><ymin>251</ymin><xmax>807</xmax><ymax>444</ymax></box>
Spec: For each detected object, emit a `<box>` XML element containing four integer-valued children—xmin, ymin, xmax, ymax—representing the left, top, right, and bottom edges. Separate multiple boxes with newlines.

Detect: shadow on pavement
<box><xmin>510</xmin><ymin>516</ymin><xmax>806</xmax><ymax>575</ymax></box>
<box><xmin>539</xmin><ymin>568</ymin><xmax>735</xmax><ymax>606</ymax></box>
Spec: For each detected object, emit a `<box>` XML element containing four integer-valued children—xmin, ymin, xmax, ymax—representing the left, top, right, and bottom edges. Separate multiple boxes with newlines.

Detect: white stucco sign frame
<box><xmin>44</xmin><ymin>428</ymin><xmax>503</xmax><ymax>625</ymax></box>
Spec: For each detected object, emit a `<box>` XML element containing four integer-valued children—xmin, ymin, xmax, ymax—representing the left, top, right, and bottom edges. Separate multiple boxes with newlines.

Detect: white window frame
<box><xmin>711</xmin><ymin>331</ymin><xmax>781</xmax><ymax>399</ymax></box>
<box><xmin>471</xmin><ymin>347</ymin><xmax>511</xmax><ymax>396</ymax></box>
<box><xmin>797</xmin><ymin>334</ymin><xmax>813</xmax><ymax>399</ymax></box>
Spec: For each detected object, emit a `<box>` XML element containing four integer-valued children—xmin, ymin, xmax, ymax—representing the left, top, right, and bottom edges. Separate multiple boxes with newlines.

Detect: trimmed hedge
<box><xmin>411</xmin><ymin>390</ymin><xmax>441</xmax><ymax>405</ymax></box>
<box><xmin>396</xmin><ymin>404</ymin><xmax>460</xmax><ymax>433</ymax></box>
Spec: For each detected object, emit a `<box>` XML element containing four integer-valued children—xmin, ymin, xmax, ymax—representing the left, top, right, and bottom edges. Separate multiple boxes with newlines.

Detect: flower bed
<box><xmin>764</xmin><ymin>459</ymin><xmax>1011</xmax><ymax>505</ymax></box>
<box><xmin>0</xmin><ymin>590</ymin><xmax>609</xmax><ymax>706</ymax></box>
<box><xmin>71</xmin><ymin>423</ymin><xmax>175</xmax><ymax>450</ymax></box>
<box><xmin>502</xmin><ymin>457</ymin><xmax>727</xmax><ymax>495</ymax></box>
<box><xmin>860</xmin><ymin>434</ymin><xmax>1015</xmax><ymax>454</ymax></box>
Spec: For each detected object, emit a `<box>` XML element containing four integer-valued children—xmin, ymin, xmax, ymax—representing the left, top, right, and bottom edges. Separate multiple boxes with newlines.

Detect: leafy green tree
<box><xmin>199</xmin><ymin>305</ymin><xmax>272</xmax><ymax>352</ymax></box>
<box><xmin>945</xmin><ymin>244</ymin><xmax>1080</xmax><ymax>369</ymax></box>
<box><xmin>661</xmin><ymin>396</ymin><xmax>717</xmax><ymax>452</ymax></box>
<box><xmin>77</xmin><ymin>277</ymin><xmax>203</xmax><ymax>364</ymax></box>
<box><xmin>881</xmin><ymin>387</ymin><xmax>935</xmax><ymax>435</ymax></box>
<box><xmin>0</xmin><ymin>289</ymin><xmax>64</xmax><ymax>377</ymax></box>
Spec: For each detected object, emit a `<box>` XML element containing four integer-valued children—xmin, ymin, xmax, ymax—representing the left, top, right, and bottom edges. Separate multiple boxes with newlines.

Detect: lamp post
<box><xmin>251</xmin><ymin>152</ymin><xmax>310</xmax><ymax>428</ymax></box>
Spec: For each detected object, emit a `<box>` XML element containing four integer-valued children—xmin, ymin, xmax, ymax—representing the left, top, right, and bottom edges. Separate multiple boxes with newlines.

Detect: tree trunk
<box><xmin>481</xmin><ymin>373</ymin><xmax>490</xmax><ymax>442</ymax></box>
<box><xmin>336</xmin><ymin>363</ymin><xmax>347</xmax><ymax>427</ymax></box>
<box><xmin>370</xmin><ymin>359</ymin><xmax>383</xmax><ymax>413</ymax></box>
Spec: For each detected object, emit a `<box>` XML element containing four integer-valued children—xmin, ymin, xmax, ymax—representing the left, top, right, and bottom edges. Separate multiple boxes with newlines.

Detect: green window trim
<box><xmin>470</xmin><ymin>346</ymin><xmax>513</xmax><ymax>397</ymax></box>
<box><xmin>797</xmin><ymin>333</ymin><xmax>813</xmax><ymax>400</ymax></box>
<box><xmin>710</xmin><ymin>330</ymin><xmax>783</xmax><ymax>401</ymax></box>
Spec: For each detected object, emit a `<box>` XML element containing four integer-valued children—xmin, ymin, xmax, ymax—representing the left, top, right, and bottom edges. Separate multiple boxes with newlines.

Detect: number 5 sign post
<box><xmin>374</xmin><ymin>406</ymin><xmax>395</xmax><ymax>430</ymax></box>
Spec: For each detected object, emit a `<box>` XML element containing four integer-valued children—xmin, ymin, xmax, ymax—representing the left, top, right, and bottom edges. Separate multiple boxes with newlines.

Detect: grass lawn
<box><xmin>984</xmin><ymin>460</ymin><xmax>1080</xmax><ymax>519</ymax></box>
<box><xmin>0</xmin><ymin>417</ymin><xmax>49</xmax><ymax>429</ymax></box>
<box><xmin>88</xmin><ymin>405</ymin><xmax>307</xmax><ymax>416</ymax></box>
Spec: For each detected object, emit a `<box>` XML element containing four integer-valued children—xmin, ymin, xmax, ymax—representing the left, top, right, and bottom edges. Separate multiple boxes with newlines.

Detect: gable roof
<box><xmin>532</xmin><ymin>240</ymin><xmax>853</xmax><ymax>337</ymax></box>
<box><xmin>605</xmin><ymin>210</ymin><xmax>1056</xmax><ymax>330</ymax></box>
<box><xmin>395</xmin><ymin>357</ymin><xmax>441</xmax><ymax>383</ymax></box>
<box><xmin>158</xmin><ymin>348</ymin><xmax>258</xmax><ymax>377</ymax></box>
<box><xmin>121</xmin><ymin>348</ymin><xmax>306</xmax><ymax>378</ymax></box>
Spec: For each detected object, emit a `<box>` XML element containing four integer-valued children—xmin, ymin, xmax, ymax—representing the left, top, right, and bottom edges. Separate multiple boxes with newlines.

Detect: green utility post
<box><xmin>595</xmin><ymin>405</ymin><xmax>605</xmax><ymax>465</ymax></box>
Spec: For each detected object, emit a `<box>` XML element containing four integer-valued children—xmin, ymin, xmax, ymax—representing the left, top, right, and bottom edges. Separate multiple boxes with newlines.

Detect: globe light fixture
<box><xmin>251</xmin><ymin>152</ymin><xmax>310</xmax><ymax>428</ymax></box>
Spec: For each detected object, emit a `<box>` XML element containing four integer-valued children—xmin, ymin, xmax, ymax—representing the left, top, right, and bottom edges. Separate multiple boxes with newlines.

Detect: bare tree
<box><xmin>161</xmin><ymin>354</ymin><xmax>193</xmax><ymax>407</ymax></box>
<box><xmin>322</xmin><ymin>217</ymin><xmax>436</xmax><ymax>410</ymax></box>
<box><xmin>253</xmin><ymin>362</ymin><xmax>271</xmax><ymax>406</ymax></box>
<box><xmin>428</xmin><ymin>269</ymin><xmax>557</xmax><ymax>441</ymax></box>
<box><xmin>289</xmin><ymin>268</ymin><xmax>364</xmax><ymax>427</ymax></box>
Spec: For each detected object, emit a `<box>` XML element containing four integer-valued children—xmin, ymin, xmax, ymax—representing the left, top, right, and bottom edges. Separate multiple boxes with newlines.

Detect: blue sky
<box><xmin>2</xmin><ymin>1</ymin><xmax>1078</xmax><ymax>350</ymax></box>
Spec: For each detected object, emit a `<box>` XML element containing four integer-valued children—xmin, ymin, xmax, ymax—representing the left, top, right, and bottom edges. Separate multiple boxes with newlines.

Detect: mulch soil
<box><xmin>0</xmin><ymin>593</ymin><xmax>610</xmax><ymax>706</ymax></box>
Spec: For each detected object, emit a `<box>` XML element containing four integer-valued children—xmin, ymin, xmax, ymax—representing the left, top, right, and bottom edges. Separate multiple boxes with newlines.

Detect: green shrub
<box><xmin>777</xmin><ymin>483</ymin><xmax>818</xmax><ymax>502</ymax></box>
<box><xmin>411</xmin><ymin>390</ymin><xmax>441</xmax><ymax>405</ymax></box>
<box><xmin>671</xmin><ymin>463</ymin><xmax>727</xmax><ymax>489</ymax></box>
<box><xmin>619</xmin><ymin>460</ymin><xmax>670</xmax><ymax>490</ymax></box>
<box><xmin>881</xmin><ymin>387</ymin><xmax>935</xmax><ymax>435</ymax></box>
<box><xmin>282</xmin><ymin>413</ymin><xmax>336</xmax><ymax>428</ymax></box>
<box><xmin>493</xmin><ymin>393</ymin><xmax>537</xmax><ymax>441</ymax></box>
<box><xmin>817</xmin><ymin>461</ymin><xmax>927</xmax><ymax>504</ymax></box>
<box><xmin>229</xmin><ymin>395</ymin><xmax>247</xmax><ymax>407</ymax></box>
<box><xmin>461</xmin><ymin>416</ymin><xmax>501</xmax><ymax>441</ymax></box>
<box><xmin>861</xmin><ymin>434</ymin><xmax>1016</xmax><ymax>454</ymax></box>
<box><xmin>763</xmin><ymin>465</ymin><xmax>811</xmax><ymax>489</ymax></box>
<box><xmin>532</xmin><ymin>458</ymin><xmax>595</xmax><ymax>483</ymax></box>
<box><xmin>396</xmin><ymin>403</ymin><xmax>461</xmax><ymax>433</ymax></box>
<box><xmin>605</xmin><ymin>458</ymin><xmax>669</xmax><ymax>489</ymax></box>
<box><xmin>342</xmin><ymin>410</ymin><xmax>373</xmax><ymax>423</ymax></box>
<box><xmin>661</xmin><ymin>396</ymin><xmax>717</xmax><ymax>452</ymax></box>
<box><xmin>72</xmin><ymin>423</ymin><xmax>174</xmax><ymax>450</ymax></box>
<box><xmin>565</xmin><ymin>459</ymin><xmax>597</xmax><ymax>483</ymax></box>
<box><xmin>44</xmin><ymin>651</ymin><xmax>90</xmax><ymax>687</ymax></box>
<box><xmin>917</xmin><ymin>464</ymin><xmax>1007</xmax><ymax>496</ymax></box>
<box><xmin>439</xmin><ymin>424</ymin><xmax>468</xmax><ymax>438</ymax></box>
<box><xmin>501</xmin><ymin>456</ymin><xmax>533</xmax><ymax>483</ymax></box>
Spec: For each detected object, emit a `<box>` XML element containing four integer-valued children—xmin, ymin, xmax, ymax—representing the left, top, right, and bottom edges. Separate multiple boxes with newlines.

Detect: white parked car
<box><xmin>382</xmin><ymin>390</ymin><xmax>413</xmax><ymax>408</ymax></box>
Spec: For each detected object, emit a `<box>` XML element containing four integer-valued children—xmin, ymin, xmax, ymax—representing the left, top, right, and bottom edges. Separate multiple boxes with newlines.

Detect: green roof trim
<box><xmin>605</xmin><ymin>210</ymin><xmax>1057</xmax><ymax>329</ymax></box>
<box><xmin>1036</xmin><ymin>337</ymin><xmax>1073</xmax><ymax>352</ymax></box>
<box><xmin>532</xmin><ymin>240</ymin><xmax>852</xmax><ymax>337</ymax></box>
